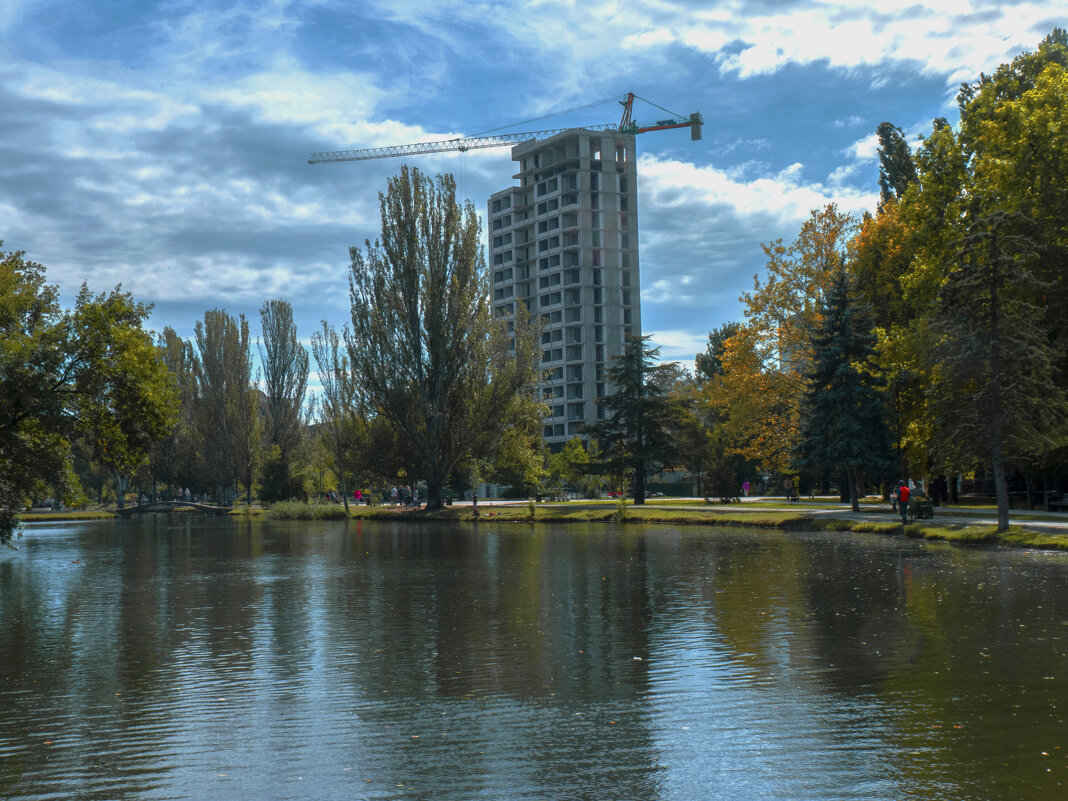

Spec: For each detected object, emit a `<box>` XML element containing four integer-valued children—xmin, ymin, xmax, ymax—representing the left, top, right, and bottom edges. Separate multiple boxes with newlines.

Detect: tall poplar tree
<box><xmin>347</xmin><ymin>166</ymin><xmax>541</xmax><ymax>510</ymax></box>
<box><xmin>259</xmin><ymin>299</ymin><xmax>309</xmax><ymax>501</ymax></box>
<box><xmin>310</xmin><ymin>321</ymin><xmax>362</xmax><ymax>511</ymax></box>
<box><xmin>193</xmin><ymin>309</ymin><xmax>255</xmax><ymax>503</ymax></box>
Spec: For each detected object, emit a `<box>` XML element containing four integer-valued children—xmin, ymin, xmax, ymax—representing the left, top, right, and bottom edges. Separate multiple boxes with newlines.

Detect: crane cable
<box><xmin>468</xmin><ymin>93</ymin><xmax>685</xmax><ymax>137</ymax></box>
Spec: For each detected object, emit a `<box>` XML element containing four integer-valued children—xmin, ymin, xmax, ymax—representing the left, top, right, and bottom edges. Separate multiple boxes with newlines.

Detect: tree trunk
<box><xmin>337</xmin><ymin>446</ymin><xmax>349</xmax><ymax>514</ymax></box>
<box><xmin>114</xmin><ymin>470</ymin><xmax>128</xmax><ymax>509</ymax></box>
<box><xmin>425</xmin><ymin>476</ymin><xmax>443</xmax><ymax>511</ymax></box>
<box><xmin>633</xmin><ymin>459</ymin><xmax>646</xmax><ymax>505</ymax></box>
<box><xmin>848</xmin><ymin>468</ymin><xmax>860</xmax><ymax>512</ymax></box>
<box><xmin>993</xmin><ymin>453</ymin><xmax>1010</xmax><ymax>531</ymax></box>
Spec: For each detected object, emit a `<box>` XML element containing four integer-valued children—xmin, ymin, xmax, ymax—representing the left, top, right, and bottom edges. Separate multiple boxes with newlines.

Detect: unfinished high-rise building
<box><xmin>488</xmin><ymin>129</ymin><xmax>639</xmax><ymax>447</ymax></box>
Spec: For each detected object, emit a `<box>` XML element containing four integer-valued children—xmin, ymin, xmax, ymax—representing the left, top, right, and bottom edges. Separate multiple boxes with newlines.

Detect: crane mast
<box><xmin>308</xmin><ymin>93</ymin><xmax>701</xmax><ymax>164</ymax></box>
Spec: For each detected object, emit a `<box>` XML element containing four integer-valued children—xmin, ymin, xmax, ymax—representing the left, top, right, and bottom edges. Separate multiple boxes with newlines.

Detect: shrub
<box><xmin>267</xmin><ymin>501</ymin><xmax>350</xmax><ymax>520</ymax></box>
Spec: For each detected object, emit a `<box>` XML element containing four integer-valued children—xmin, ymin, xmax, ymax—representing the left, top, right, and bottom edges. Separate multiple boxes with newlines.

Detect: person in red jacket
<box><xmin>895</xmin><ymin>481</ymin><xmax>910</xmax><ymax>524</ymax></box>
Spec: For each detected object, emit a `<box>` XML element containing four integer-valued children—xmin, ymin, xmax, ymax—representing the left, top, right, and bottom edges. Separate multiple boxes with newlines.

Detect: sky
<box><xmin>1</xmin><ymin>1</ymin><xmax>1063</xmax><ymax>375</ymax></box>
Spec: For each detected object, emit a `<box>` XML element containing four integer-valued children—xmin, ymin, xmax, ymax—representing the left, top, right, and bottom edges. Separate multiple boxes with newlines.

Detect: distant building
<box><xmin>488</xmin><ymin>128</ymin><xmax>640</xmax><ymax>447</ymax></box>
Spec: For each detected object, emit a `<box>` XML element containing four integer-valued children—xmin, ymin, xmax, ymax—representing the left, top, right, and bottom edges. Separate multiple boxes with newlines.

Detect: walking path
<box><xmin>668</xmin><ymin>496</ymin><xmax>1068</xmax><ymax>535</ymax></box>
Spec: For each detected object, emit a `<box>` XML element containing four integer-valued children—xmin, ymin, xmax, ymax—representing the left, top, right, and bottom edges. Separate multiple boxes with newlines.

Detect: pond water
<box><xmin>1</xmin><ymin>517</ymin><xmax>1065</xmax><ymax>800</ymax></box>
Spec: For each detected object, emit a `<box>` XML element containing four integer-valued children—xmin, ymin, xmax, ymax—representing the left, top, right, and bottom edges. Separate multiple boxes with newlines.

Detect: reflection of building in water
<box><xmin>488</xmin><ymin>129</ymin><xmax>640</xmax><ymax>448</ymax></box>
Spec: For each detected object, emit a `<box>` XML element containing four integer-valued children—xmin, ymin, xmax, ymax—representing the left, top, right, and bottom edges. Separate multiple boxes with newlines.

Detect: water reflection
<box><xmin>1</xmin><ymin>519</ymin><xmax>1065</xmax><ymax>800</ymax></box>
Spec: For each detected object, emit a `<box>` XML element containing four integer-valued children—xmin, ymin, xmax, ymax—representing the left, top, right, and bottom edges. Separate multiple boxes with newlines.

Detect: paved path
<box><xmin>673</xmin><ymin>496</ymin><xmax>1068</xmax><ymax>535</ymax></box>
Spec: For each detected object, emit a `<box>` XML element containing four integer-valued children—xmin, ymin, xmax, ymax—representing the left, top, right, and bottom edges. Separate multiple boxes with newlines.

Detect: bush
<box><xmin>267</xmin><ymin>501</ymin><xmax>350</xmax><ymax>520</ymax></box>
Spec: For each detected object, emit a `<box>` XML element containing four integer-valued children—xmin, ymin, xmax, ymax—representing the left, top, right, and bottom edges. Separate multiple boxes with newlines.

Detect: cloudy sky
<box><xmin>1</xmin><ymin>1</ymin><xmax>1062</xmax><ymax>371</ymax></box>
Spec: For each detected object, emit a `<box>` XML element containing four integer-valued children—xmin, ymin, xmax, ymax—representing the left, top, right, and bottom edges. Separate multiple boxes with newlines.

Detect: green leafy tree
<box><xmin>310</xmin><ymin>322</ymin><xmax>362</xmax><ymax>511</ymax></box>
<box><xmin>1</xmin><ymin>245</ymin><xmax>175</xmax><ymax>543</ymax></box>
<box><xmin>346</xmin><ymin>166</ymin><xmax>541</xmax><ymax>510</ymax></box>
<box><xmin>876</xmin><ymin>121</ymin><xmax>918</xmax><ymax>205</ymax></box>
<box><xmin>929</xmin><ymin>210</ymin><xmax>1067</xmax><ymax>530</ymax></box>
<box><xmin>151</xmin><ymin>327</ymin><xmax>199</xmax><ymax>492</ymax></box>
<box><xmin>72</xmin><ymin>284</ymin><xmax>177</xmax><ymax>507</ymax></box>
<box><xmin>192</xmin><ymin>309</ymin><xmax>256</xmax><ymax>504</ymax></box>
<box><xmin>259</xmin><ymin>299</ymin><xmax>309</xmax><ymax>502</ymax></box>
<box><xmin>796</xmin><ymin>270</ymin><xmax>895</xmax><ymax>511</ymax></box>
<box><xmin>694</xmin><ymin>321</ymin><xmax>740</xmax><ymax>384</ymax></box>
<box><xmin>543</xmin><ymin>436</ymin><xmax>592</xmax><ymax>499</ymax></box>
<box><xmin>585</xmin><ymin>335</ymin><xmax>678</xmax><ymax>505</ymax></box>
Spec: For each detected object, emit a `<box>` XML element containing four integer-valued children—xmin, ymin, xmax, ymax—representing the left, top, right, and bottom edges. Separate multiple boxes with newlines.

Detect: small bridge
<box><xmin>115</xmin><ymin>501</ymin><xmax>232</xmax><ymax>518</ymax></box>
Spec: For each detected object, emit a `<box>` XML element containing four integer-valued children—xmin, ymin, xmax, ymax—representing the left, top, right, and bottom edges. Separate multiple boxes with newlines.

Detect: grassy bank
<box><xmin>21</xmin><ymin>510</ymin><xmax>117</xmax><ymax>522</ymax></box>
<box><xmin>405</xmin><ymin>502</ymin><xmax>1068</xmax><ymax>552</ymax></box>
<box><xmin>99</xmin><ymin>499</ymin><xmax>1065</xmax><ymax>553</ymax></box>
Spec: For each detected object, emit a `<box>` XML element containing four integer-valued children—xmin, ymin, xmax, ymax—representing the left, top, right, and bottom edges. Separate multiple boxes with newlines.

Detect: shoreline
<box><xmin>19</xmin><ymin>502</ymin><xmax>1068</xmax><ymax>552</ymax></box>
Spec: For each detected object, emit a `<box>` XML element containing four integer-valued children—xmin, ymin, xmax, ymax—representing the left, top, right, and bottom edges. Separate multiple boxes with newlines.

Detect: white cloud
<box><xmin>846</xmin><ymin>132</ymin><xmax>881</xmax><ymax>161</ymax></box>
<box><xmin>422</xmin><ymin>0</ymin><xmax>1060</xmax><ymax>89</ymax></box>
<box><xmin>639</xmin><ymin>153</ymin><xmax>878</xmax><ymax>226</ymax></box>
<box><xmin>647</xmin><ymin>329</ymin><xmax>710</xmax><ymax>363</ymax></box>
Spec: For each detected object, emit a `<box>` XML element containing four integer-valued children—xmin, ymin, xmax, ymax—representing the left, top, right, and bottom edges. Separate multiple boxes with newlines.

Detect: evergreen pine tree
<box><xmin>585</xmin><ymin>335</ymin><xmax>677</xmax><ymax>505</ymax></box>
<box><xmin>796</xmin><ymin>270</ymin><xmax>895</xmax><ymax>511</ymax></box>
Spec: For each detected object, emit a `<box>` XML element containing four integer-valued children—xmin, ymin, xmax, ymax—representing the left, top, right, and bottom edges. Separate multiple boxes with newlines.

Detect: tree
<box><xmin>310</xmin><ymin>321</ymin><xmax>362</xmax><ymax>512</ymax></box>
<box><xmin>694</xmin><ymin>321</ymin><xmax>740</xmax><ymax>384</ymax></box>
<box><xmin>259</xmin><ymin>299</ymin><xmax>309</xmax><ymax>502</ymax></box>
<box><xmin>743</xmin><ymin>204</ymin><xmax>858</xmax><ymax>376</ymax></box>
<box><xmin>714</xmin><ymin>205</ymin><xmax>858</xmax><ymax>474</ymax></box>
<box><xmin>192</xmin><ymin>309</ymin><xmax>256</xmax><ymax>503</ymax></box>
<box><xmin>876</xmin><ymin>121</ymin><xmax>918</xmax><ymax>205</ymax></box>
<box><xmin>710</xmin><ymin>324</ymin><xmax>798</xmax><ymax>475</ymax></box>
<box><xmin>72</xmin><ymin>284</ymin><xmax>178</xmax><ymax>507</ymax></box>
<box><xmin>346</xmin><ymin>166</ymin><xmax>541</xmax><ymax>510</ymax></box>
<box><xmin>928</xmin><ymin>210</ymin><xmax>1067</xmax><ymax>530</ymax></box>
<box><xmin>585</xmin><ymin>335</ymin><xmax>678</xmax><ymax>504</ymax></box>
<box><xmin>151</xmin><ymin>327</ymin><xmax>199</xmax><ymax>492</ymax></box>
<box><xmin>796</xmin><ymin>270</ymin><xmax>895</xmax><ymax>511</ymax></box>
<box><xmin>1</xmin><ymin>245</ymin><xmax>175</xmax><ymax>543</ymax></box>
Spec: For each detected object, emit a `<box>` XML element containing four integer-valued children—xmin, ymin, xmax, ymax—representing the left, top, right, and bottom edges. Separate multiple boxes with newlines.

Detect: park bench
<box><xmin>1050</xmin><ymin>494</ymin><xmax>1068</xmax><ymax>512</ymax></box>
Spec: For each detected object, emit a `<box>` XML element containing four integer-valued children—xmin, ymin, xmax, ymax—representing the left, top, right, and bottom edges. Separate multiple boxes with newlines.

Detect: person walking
<box><xmin>895</xmin><ymin>480</ymin><xmax>910</xmax><ymax>525</ymax></box>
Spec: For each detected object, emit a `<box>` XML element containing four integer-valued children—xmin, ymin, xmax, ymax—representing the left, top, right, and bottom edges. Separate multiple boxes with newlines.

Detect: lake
<box><xmin>1</xmin><ymin>517</ymin><xmax>1065</xmax><ymax>800</ymax></box>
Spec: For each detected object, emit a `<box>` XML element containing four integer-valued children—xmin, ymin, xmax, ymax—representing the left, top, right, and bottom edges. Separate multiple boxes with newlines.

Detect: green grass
<box><xmin>21</xmin><ymin>510</ymin><xmax>116</xmax><ymax>522</ymax></box>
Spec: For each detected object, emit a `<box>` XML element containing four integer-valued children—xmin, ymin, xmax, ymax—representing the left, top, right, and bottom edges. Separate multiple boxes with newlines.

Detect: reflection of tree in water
<box><xmin>6</xmin><ymin>520</ymin><xmax>1065</xmax><ymax>800</ymax></box>
<box><xmin>319</xmin><ymin>522</ymin><xmax>663</xmax><ymax>799</ymax></box>
<box><xmin>695</xmin><ymin>530</ymin><xmax>1068</xmax><ymax>801</ymax></box>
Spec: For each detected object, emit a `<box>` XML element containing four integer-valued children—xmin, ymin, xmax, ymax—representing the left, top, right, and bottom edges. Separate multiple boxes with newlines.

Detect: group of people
<box><xmin>388</xmin><ymin>486</ymin><xmax>419</xmax><ymax>507</ymax></box>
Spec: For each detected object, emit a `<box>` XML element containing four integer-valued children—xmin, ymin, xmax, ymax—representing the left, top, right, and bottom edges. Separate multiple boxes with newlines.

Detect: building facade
<box><xmin>487</xmin><ymin>129</ymin><xmax>640</xmax><ymax>447</ymax></box>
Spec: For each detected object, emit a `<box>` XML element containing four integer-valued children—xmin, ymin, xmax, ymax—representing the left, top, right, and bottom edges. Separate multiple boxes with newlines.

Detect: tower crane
<box><xmin>308</xmin><ymin>93</ymin><xmax>702</xmax><ymax>164</ymax></box>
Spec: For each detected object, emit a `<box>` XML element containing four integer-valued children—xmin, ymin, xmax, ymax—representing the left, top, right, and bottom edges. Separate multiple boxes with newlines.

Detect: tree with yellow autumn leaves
<box><xmin>699</xmin><ymin>30</ymin><xmax>1068</xmax><ymax>529</ymax></box>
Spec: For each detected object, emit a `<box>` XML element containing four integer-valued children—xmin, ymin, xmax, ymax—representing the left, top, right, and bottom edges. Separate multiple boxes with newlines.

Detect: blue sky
<box><xmin>1</xmin><ymin>1</ymin><xmax>1062</xmax><ymax>373</ymax></box>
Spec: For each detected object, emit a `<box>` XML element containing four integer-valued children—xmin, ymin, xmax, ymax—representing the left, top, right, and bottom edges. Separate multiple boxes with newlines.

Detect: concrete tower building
<box><xmin>488</xmin><ymin>129</ymin><xmax>639</xmax><ymax>447</ymax></box>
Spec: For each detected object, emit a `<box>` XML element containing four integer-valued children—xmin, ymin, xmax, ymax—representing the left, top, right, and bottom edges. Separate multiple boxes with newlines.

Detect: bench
<box><xmin>1050</xmin><ymin>494</ymin><xmax>1068</xmax><ymax>512</ymax></box>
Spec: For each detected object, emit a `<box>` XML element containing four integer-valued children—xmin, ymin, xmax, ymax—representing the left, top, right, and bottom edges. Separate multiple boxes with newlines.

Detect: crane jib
<box><xmin>307</xmin><ymin>112</ymin><xmax>701</xmax><ymax>164</ymax></box>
